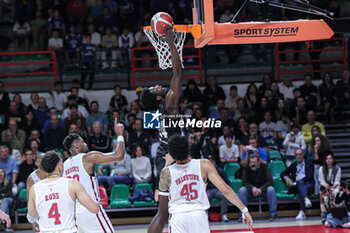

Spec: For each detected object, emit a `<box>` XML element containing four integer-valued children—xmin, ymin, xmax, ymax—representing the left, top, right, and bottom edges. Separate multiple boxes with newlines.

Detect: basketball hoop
<box><xmin>143</xmin><ymin>26</ymin><xmax>188</xmax><ymax>70</ymax></box>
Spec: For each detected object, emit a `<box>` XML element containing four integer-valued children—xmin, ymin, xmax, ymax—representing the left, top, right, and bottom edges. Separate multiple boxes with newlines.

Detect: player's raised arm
<box><xmin>164</xmin><ymin>28</ymin><xmax>183</xmax><ymax>114</ymax></box>
<box><xmin>69</xmin><ymin>179</ymin><xmax>99</xmax><ymax>214</ymax></box>
<box><xmin>85</xmin><ymin>118</ymin><xmax>125</xmax><ymax>164</ymax></box>
<box><xmin>202</xmin><ymin>159</ymin><xmax>253</xmax><ymax>230</ymax></box>
<box><xmin>148</xmin><ymin>167</ymin><xmax>171</xmax><ymax>233</ymax></box>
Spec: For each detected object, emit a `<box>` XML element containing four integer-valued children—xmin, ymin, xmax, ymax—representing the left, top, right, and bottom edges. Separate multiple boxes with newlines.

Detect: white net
<box><xmin>143</xmin><ymin>29</ymin><xmax>186</xmax><ymax>70</ymax></box>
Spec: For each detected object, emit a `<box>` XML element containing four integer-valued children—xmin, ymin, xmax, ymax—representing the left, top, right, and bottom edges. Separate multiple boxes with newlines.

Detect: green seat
<box><xmin>268</xmin><ymin>150</ymin><xmax>282</xmax><ymax>160</ymax></box>
<box><xmin>17</xmin><ymin>189</ymin><xmax>28</xmax><ymax>212</ymax></box>
<box><xmin>224</xmin><ymin>162</ymin><xmax>240</xmax><ymax>180</ymax></box>
<box><xmin>133</xmin><ymin>183</ymin><xmax>155</xmax><ymax>207</ymax></box>
<box><xmin>110</xmin><ymin>184</ymin><xmax>131</xmax><ymax>208</ymax></box>
<box><xmin>229</xmin><ymin>179</ymin><xmax>242</xmax><ymax>193</ymax></box>
<box><xmin>210</xmin><ymin>198</ymin><xmax>221</xmax><ymax>204</ymax></box>
<box><xmin>268</xmin><ymin>160</ymin><xmax>286</xmax><ymax>178</ymax></box>
<box><xmin>273</xmin><ymin>177</ymin><xmax>294</xmax><ymax>200</ymax></box>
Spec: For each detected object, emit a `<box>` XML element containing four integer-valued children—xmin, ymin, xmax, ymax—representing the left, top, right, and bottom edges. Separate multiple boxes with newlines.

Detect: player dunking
<box><xmin>62</xmin><ymin>118</ymin><xmax>125</xmax><ymax>233</ymax></box>
<box><xmin>141</xmin><ymin>28</ymin><xmax>185</xmax><ymax>197</ymax></box>
<box><xmin>148</xmin><ymin>135</ymin><xmax>253</xmax><ymax>233</ymax></box>
<box><xmin>27</xmin><ymin>151</ymin><xmax>99</xmax><ymax>233</ymax></box>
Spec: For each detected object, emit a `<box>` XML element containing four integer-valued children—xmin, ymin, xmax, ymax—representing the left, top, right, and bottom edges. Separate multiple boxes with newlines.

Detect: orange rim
<box><xmin>143</xmin><ymin>24</ymin><xmax>202</xmax><ymax>40</ymax></box>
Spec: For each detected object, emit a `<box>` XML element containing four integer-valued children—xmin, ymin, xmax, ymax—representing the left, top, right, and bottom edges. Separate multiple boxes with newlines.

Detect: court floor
<box><xmin>11</xmin><ymin>217</ymin><xmax>349</xmax><ymax>232</ymax></box>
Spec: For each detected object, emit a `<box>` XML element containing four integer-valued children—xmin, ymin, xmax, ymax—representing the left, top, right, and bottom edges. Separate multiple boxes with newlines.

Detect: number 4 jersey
<box><xmin>168</xmin><ymin>159</ymin><xmax>210</xmax><ymax>214</ymax></box>
<box><xmin>34</xmin><ymin>177</ymin><xmax>77</xmax><ymax>233</ymax></box>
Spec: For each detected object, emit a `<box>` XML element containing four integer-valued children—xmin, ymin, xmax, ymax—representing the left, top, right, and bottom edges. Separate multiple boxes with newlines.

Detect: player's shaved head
<box><xmin>168</xmin><ymin>135</ymin><xmax>189</xmax><ymax>161</ymax></box>
<box><xmin>41</xmin><ymin>150</ymin><xmax>61</xmax><ymax>174</ymax></box>
<box><xmin>63</xmin><ymin>133</ymin><xmax>81</xmax><ymax>152</ymax></box>
<box><xmin>141</xmin><ymin>87</ymin><xmax>161</xmax><ymax>111</ymax></box>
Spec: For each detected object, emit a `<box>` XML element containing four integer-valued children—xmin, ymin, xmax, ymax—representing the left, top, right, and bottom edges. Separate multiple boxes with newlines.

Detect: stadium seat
<box><xmin>16</xmin><ymin>189</ymin><xmax>28</xmax><ymax>213</ymax></box>
<box><xmin>98</xmin><ymin>186</ymin><xmax>109</xmax><ymax>208</ymax></box>
<box><xmin>268</xmin><ymin>150</ymin><xmax>282</xmax><ymax>160</ymax></box>
<box><xmin>268</xmin><ymin>160</ymin><xmax>286</xmax><ymax>178</ymax></box>
<box><xmin>224</xmin><ymin>162</ymin><xmax>240</xmax><ymax>179</ymax></box>
<box><xmin>133</xmin><ymin>183</ymin><xmax>155</xmax><ymax>207</ymax></box>
<box><xmin>210</xmin><ymin>198</ymin><xmax>221</xmax><ymax>204</ymax></box>
<box><xmin>273</xmin><ymin>177</ymin><xmax>294</xmax><ymax>200</ymax></box>
<box><xmin>110</xmin><ymin>184</ymin><xmax>131</xmax><ymax>208</ymax></box>
<box><xmin>229</xmin><ymin>178</ymin><xmax>242</xmax><ymax>193</ymax></box>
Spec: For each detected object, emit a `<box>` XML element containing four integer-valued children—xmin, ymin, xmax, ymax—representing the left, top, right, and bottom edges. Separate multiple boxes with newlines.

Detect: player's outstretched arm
<box><xmin>148</xmin><ymin>167</ymin><xmax>171</xmax><ymax>233</ymax></box>
<box><xmin>202</xmin><ymin>159</ymin><xmax>253</xmax><ymax>230</ymax></box>
<box><xmin>85</xmin><ymin>118</ymin><xmax>125</xmax><ymax>164</ymax></box>
<box><xmin>164</xmin><ymin>28</ymin><xmax>183</xmax><ymax>114</ymax></box>
<box><xmin>69</xmin><ymin>179</ymin><xmax>99</xmax><ymax>214</ymax></box>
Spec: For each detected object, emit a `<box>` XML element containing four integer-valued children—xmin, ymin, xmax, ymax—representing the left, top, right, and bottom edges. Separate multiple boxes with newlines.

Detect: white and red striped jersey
<box><xmin>168</xmin><ymin>159</ymin><xmax>210</xmax><ymax>214</ymax></box>
<box><xmin>34</xmin><ymin>177</ymin><xmax>77</xmax><ymax>233</ymax></box>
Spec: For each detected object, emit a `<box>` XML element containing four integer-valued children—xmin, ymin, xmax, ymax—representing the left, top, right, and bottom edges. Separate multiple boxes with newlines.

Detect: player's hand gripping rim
<box><xmin>242</xmin><ymin>210</ymin><xmax>253</xmax><ymax>230</ymax></box>
<box><xmin>162</xmin><ymin>26</ymin><xmax>175</xmax><ymax>44</ymax></box>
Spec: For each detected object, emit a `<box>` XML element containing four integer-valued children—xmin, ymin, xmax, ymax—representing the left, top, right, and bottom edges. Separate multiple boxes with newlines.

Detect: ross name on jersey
<box><xmin>65</xmin><ymin>166</ymin><xmax>79</xmax><ymax>176</ymax></box>
<box><xmin>175</xmin><ymin>174</ymin><xmax>199</xmax><ymax>185</ymax></box>
<box><xmin>45</xmin><ymin>193</ymin><xmax>60</xmax><ymax>201</ymax></box>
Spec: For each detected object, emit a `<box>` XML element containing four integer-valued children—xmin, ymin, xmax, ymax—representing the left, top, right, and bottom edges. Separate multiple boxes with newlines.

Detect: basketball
<box><xmin>151</xmin><ymin>12</ymin><xmax>174</xmax><ymax>36</ymax></box>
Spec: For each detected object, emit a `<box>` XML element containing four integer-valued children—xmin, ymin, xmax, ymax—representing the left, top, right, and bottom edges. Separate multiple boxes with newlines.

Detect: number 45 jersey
<box><xmin>168</xmin><ymin>159</ymin><xmax>210</xmax><ymax>214</ymax></box>
<box><xmin>34</xmin><ymin>178</ymin><xmax>77</xmax><ymax>233</ymax></box>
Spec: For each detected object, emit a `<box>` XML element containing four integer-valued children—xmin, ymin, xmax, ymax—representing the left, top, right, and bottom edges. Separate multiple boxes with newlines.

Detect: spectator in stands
<box><xmin>43</xmin><ymin>114</ymin><xmax>65</xmax><ymax>151</ymax></box>
<box><xmin>70</xmin><ymin>88</ymin><xmax>90</xmax><ymax>112</ymax></box>
<box><xmin>239</xmin><ymin>154</ymin><xmax>277</xmax><ymax>221</ymax></box>
<box><xmin>25</xmin><ymin>129</ymin><xmax>41</xmax><ymax>150</ymax></box>
<box><xmin>90</xmin><ymin>0</ymin><xmax>103</xmax><ymax>19</ymax></box>
<box><xmin>240</xmin><ymin>122</ymin><xmax>268</xmax><ymax>151</ymax></box>
<box><xmin>180</xmin><ymin>98</ymin><xmax>193</xmax><ymax>116</ymax></box>
<box><xmin>276</xmin><ymin>111</ymin><xmax>291</xmax><ymax>140</ymax></box>
<box><xmin>13</xmin><ymin>94</ymin><xmax>26</xmax><ymax>113</ymax></box>
<box><xmin>254</xmin><ymin>97</ymin><xmax>270</xmax><ymax>124</ymax></box>
<box><xmin>71</xmin><ymin>79</ymin><xmax>93</xmax><ymax>104</ymax></box>
<box><xmin>87</xmin><ymin>101</ymin><xmax>109</xmax><ymax>135</ymax></box>
<box><xmin>27</xmin><ymin>93</ymin><xmax>39</xmax><ymax>111</ymax></box>
<box><xmin>101</xmin><ymin>27</ymin><xmax>118</xmax><ymax>69</ymax></box>
<box><xmin>47</xmin><ymin>9</ymin><xmax>65</xmax><ymax>36</ymax></box>
<box><xmin>319</xmin><ymin>72</ymin><xmax>335</xmax><ymax>124</ymax></box>
<box><xmin>299</xmin><ymin>74</ymin><xmax>318</xmax><ymax>110</ymax></box>
<box><xmin>34</xmin><ymin>97</ymin><xmax>50</xmax><ymax>128</ymax></box>
<box><xmin>65</xmin><ymin>25</ymin><xmax>81</xmax><ymax>69</ymax></box>
<box><xmin>79</xmin><ymin>34</ymin><xmax>96</xmax><ymax>90</ymax></box>
<box><xmin>291</xmin><ymin>96</ymin><xmax>308</xmax><ymax>126</ymax></box>
<box><xmin>125</xmin><ymin>101</ymin><xmax>143</xmax><ymax>127</ymax></box>
<box><xmin>42</xmin><ymin>107</ymin><xmax>66</xmax><ymax>134</ymax></box>
<box><xmin>245</xmin><ymin>83</ymin><xmax>260</xmax><ymax>111</ymax></box>
<box><xmin>310</xmin><ymin>134</ymin><xmax>331</xmax><ymax>166</ymax></box>
<box><xmin>0</xmin><ymin>81</ymin><xmax>10</xmax><ymax>114</ymax></box>
<box><xmin>128</xmin><ymin>118</ymin><xmax>151</xmax><ymax>154</ymax></box>
<box><xmin>98</xmin><ymin>6</ymin><xmax>119</xmax><ymax>33</ymax></box>
<box><xmin>87</xmin><ymin>121</ymin><xmax>110</xmax><ymax>152</ymax></box>
<box><xmin>0</xmin><ymin>146</ymin><xmax>18</xmax><ymax>186</ymax></box>
<box><xmin>225</xmin><ymin>85</ymin><xmax>241</xmax><ymax>115</ymax></box>
<box><xmin>64</xmin><ymin>104</ymin><xmax>87</xmax><ymax>131</ymax></box>
<box><xmin>274</xmin><ymin>98</ymin><xmax>287</xmax><ymax>121</ymax></box>
<box><xmin>131</xmin><ymin>145</ymin><xmax>152</xmax><ymax>184</ymax></box>
<box><xmin>233</xmin><ymin>98</ymin><xmax>248</xmax><ymax>121</ymax></box>
<box><xmin>29</xmin><ymin>139</ymin><xmax>43</xmax><ymax>159</ymax></box>
<box><xmin>182</xmin><ymin>79</ymin><xmax>202</xmax><ymax>108</ymax></box>
<box><xmin>49</xmin><ymin>81</ymin><xmax>66</xmax><ymax>112</ymax></box>
<box><xmin>109</xmin><ymin>84</ymin><xmax>128</xmax><ymax>113</ymax></box>
<box><xmin>259</xmin><ymin>111</ymin><xmax>277</xmax><ymax>141</ymax></box>
<box><xmin>30</xmin><ymin>10</ymin><xmax>46</xmax><ymax>51</ymax></box>
<box><xmin>135</xmin><ymin>23</ymin><xmax>150</xmax><ymax>48</ymax></box>
<box><xmin>20</xmin><ymin>110</ymin><xmax>40</xmax><ymax>140</ymax></box>
<box><xmin>2</xmin><ymin>119</ymin><xmax>25</xmax><ymax>147</ymax></box>
<box><xmin>217</xmin><ymin>126</ymin><xmax>231</xmax><ymax>148</ymax></box>
<box><xmin>258</xmin><ymin>74</ymin><xmax>273</xmax><ymax>95</ymax></box>
<box><xmin>319</xmin><ymin>152</ymin><xmax>341</xmax><ymax>222</ymax></box>
<box><xmin>125</xmin><ymin>113</ymin><xmax>136</xmax><ymax>133</ymax></box>
<box><xmin>335</xmin><ymin>70</ymin><xmax>350</xmax><ymax>120</ymax></box>
<box><xmin>209</xmin><ymin>99</ymin><xmax>226</xmax><ymax>120</ymax></box>
<box><xmin>206</xmin><ymin>155</ymin><xmax>231</xmax><ymax>222</ymax></box>
<box><xmin>219</xmin><ymin>133</ymin><xmax>239</xmax><ymax>165</ymax></box>
<box><xmin>283</xmin><ymin>124</ymin><xmax>307</xmax><ymax>167</ymax></box>
<box><xmin>133</xmin><ymin>87</ymin><xmax>143</xmax><ymax>108</ymax></box>
<box><xmin>118</xmin><ymin>28</ymin><xmax>134</xmax><ymax>67</ymax></box>
<box><xmin>0</xmin><ymin>168</ymin><xmax>14</xmax><ymax>232</ymax></box>
<box><xmin>289</xmin><ymin>88</ymin><xmax>302</xmax><ymax>113</ymax></box>
<box><xmin>302</xmin><ymin>110</ymin><xmax>325</xmax><ymax>145</ymax></box>
<box><xmin>48</xmin><ymin>30</ymin><xmax>63</xmax><ymax>53</ymax></box>
<box><xmin>241</xmin><ymin>136</ymin><xmax>268</xmax><ymax>167</ymax></box>
<box><xmin>281</xmin><ymin>148</ymin><xmax>314</xmax><ymax>220</ymax></box>
<box><xmin>279</xmin><ymin>77</ymin><xmax>295</xmax><ymax>101</ymax></box>
<box><xmin>235</xmin><ymin>117</ymin><xmax>248</xmax><ymax>141</ymax></box>
<box><xmin>17</xmin><ymin>149</ymin><xmax>37</xmax><ymax>194</ymax></box>
<box><xmin>203</xmin><ymin>76</ymin><xmax>226</xmax><ymax>112</ymax></box>
<box><xmin>63</xmin><ymin>96</ymin><xmax>89</xmax><ymax>119</ymax></box>
<box><xmin>270</xmin><ymin>81</ymin><xmax>284</xmax><ymax>105</ymax></box>
<box><xmin>84</xmin><ymin>24</ymin><xmax>101</xmax><ymax>48</ymax></box>
<box><xmin>8</xmin><ymin>100</ymin><xmax>25</xmax><ymax>125</ymax></box>
<box><xmin>97</xmin><ymin>152</ymin><xmax>133</xmax><ymax>189</ymax></box>
<box><xmin>2</xmin><ymin>130</ymin><xmax>23</xmax><ymax>155</ymax></box>
<box><xmin>13</xmin><ymin>17</ymin><xmax>31</xmax><ymax>51</ymax></box>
